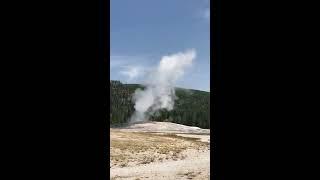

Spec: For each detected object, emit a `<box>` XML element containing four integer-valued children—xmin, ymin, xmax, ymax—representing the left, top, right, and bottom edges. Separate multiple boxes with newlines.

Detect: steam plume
<box><xmin>130</xmin><ymin>49</ymin><xmax>196</xmax><ymax>123</ymax></box>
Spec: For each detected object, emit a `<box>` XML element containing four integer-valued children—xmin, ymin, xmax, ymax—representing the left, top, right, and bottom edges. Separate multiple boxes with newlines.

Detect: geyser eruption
<box><xmin>130</xmin><ymin>49</ymin><xmax>196</xmax><ymax>123</ymax></box>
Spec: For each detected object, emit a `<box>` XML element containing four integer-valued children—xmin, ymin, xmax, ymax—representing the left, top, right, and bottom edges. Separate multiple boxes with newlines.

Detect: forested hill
<box><xmin>109</xmin><ymin>80</ymin><xmax>210</xmax><ymax>129</ymax></box>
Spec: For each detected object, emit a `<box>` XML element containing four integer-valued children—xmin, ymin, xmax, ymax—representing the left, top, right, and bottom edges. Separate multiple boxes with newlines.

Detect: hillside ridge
<box><xmin>109</xmin><ymin>80</ymin><xmax>210</xmax><ymax>129</ymax></box>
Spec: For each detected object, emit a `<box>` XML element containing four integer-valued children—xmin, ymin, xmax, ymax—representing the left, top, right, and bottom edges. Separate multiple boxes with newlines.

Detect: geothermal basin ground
<box><xmin>110</xmin><ymin>121</ymin><xmax>210</xmax><ymax>180</ymax></box>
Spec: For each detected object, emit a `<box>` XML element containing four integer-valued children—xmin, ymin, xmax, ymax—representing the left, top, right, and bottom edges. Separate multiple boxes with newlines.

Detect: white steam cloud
<box><xmin>130</xmin><ymin>49</ymin><xmax>196</xmax><ymax>123</ymax></box>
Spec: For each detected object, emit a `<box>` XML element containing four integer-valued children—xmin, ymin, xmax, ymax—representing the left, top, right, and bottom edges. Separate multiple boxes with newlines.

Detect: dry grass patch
<box><xmin>110</xmin><ymin>131</ymin><xmax>209</xmax><ymax>167</ymax></box>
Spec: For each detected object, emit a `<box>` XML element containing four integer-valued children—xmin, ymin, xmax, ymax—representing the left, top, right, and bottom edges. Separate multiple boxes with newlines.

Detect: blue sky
<box><xmin>110</xmin><ymin>0</ymin><xmax>210</xmax><ymax>92</ymax></box>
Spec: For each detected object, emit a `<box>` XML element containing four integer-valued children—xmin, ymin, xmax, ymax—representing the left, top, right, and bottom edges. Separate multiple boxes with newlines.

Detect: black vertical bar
<box><xmin>213</xmin><ymin>0</ymin><xmax>224</xmax><ymax>179</ymax></box>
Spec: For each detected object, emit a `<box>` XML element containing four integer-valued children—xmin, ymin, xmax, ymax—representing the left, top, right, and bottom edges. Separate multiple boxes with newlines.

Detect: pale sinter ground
<box><xmin>110</xmin><ymin>121</ymin><xmax>210</xmax><ymax>180</ymax></box>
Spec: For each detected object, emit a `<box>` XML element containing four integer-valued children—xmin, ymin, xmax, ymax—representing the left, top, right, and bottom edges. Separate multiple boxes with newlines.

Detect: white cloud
<box><xmin>120</xmin><ymin>66</ymin><xmax>143</xmax><ymax>81</ymax></box>
<box><xmin>110</xmin><ymin>54</ymin><xmax>154</xmax><ymax>83</ymax></box>
<box><xmin>110</xmin><ymin>55</ymin><xmax>132</xmax><ymax>69</ymax></box>
<box><xmin>203</xmin><ymin>8</ymin><xmax>210</xmax><ymax>20</ymax></box>
<box><xmin>110</xmin><ymin>54</ymin><xmax>153</xmax><ymax>69</ymax></box>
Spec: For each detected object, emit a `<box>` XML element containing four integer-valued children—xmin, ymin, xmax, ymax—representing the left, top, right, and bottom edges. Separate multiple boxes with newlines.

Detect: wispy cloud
<box><xmin>120</xmin><ymin>65</ymin><xmax>144</xmax><ymax>81</ymax></box>
<box><xmin>195</xmin><ymin>3</ymin><xmax>210</xmax><ymax>22</ymax></box>
<box><xmin>110</xmin><ymin>54</ymin><xmax>153</xmax><ymax>69</ymax></box>
<box><xmin>110</xmin><ymin>54</ymin><xmax>154</xmax><ymax>83</ymax></box>
<box><xmin>203</xmin><ymin>8</ymin><xmax>210</xmax><ymax>20</ymax></box>
<box><xmin>197</xmin><ymin>0</ymin><xmax>210</xmax><ymax>21</ymax></box>
<box><xmin>110</xmin><ymin>55</ymin><xmax>133</xmax><ymax>69</ymax></box>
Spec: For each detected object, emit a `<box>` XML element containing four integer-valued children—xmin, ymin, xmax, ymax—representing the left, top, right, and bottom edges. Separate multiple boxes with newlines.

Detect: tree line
<box><xmin>109</xmin><ymin>80</ymin><xmax>210</xmax><ymax>129</ymax></box>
